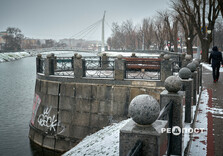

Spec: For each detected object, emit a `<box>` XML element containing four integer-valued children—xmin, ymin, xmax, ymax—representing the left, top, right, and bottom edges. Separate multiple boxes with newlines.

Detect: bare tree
<box><xmin>171</xmin><ymin>0</ymin><xmax>197</xmax><ymax>56</ymax></box>
<box><xmin>217</xmin><ymin>0</ymin><xmax>223</xmax><ymax>17</ymax></box>
<box><xmin>122</xmin><ymin>20</ymin><xmax>137</xmax><ymax>50</ymax></box>
<box><xmin>139</xmin><ymin>18</ymin><xmax>155</xmax><ymax>50</ymax></box>
<box><xmin>158</xmin><ymin>11</ymin><xmax>179</xmax><ymax>52</ymax></box>
<box><xmin>180</xmin><ymin>0</ymin><xmax>220</xmax><ymax>62</ymax></box>
<box><xmin>109</xmin><ymin>22</ymin><xmax>125</xmax><ymax>50</ymax></box>
<box><xmin>154</xmin><ymin>17</ymin><xmax>168</xmax><ymax>50</ymax></box>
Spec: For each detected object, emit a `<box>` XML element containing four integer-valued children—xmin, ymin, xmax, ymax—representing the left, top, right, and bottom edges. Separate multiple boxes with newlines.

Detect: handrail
<box><xmin>127</xmin><ymin>140</ymin><xmax>143</xmax><ymax>156</ymax></box>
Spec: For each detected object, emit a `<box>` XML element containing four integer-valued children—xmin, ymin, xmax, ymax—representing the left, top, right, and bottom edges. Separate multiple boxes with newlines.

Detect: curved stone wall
<box><xmin>29</xmin><ymin>78</ymin><xmax>164</xmax><ymax>152</ymax></box>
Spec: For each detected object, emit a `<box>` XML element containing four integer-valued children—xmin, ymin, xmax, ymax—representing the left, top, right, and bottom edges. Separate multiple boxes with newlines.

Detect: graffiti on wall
<box><xmin>31</xmin><ymin>94</ymin><xmax>41</xmax><ymax>125</ymax></box>
<box><xmin>38</xmin><ymin>107</ymin><xmax>57</xmax><ymax>131</ymax></box>
<box><xmin>37</xmin><ymin>107</ymin><xmax>65</xmax><ymax>134</ymax></box>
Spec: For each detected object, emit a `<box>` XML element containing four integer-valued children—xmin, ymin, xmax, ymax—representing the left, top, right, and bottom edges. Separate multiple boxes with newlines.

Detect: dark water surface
<box><xmin>0</xmin><ymin>57</ymin><xmax>61</xmax><ymax>156</ymax></box>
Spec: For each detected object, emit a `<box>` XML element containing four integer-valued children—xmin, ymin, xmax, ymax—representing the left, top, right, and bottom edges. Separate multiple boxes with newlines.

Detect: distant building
<box><xmin>21</xmin><ymin>38</ymin><xmax>41</xmax><ymax>49</ymax></box>
<box><xmin>45</xmin><ymin>39</ymin><xmax>55</xmax><ymax>48</ymax></box>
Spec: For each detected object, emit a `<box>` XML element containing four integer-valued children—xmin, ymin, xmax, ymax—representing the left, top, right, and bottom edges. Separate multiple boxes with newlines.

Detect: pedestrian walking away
<box><xmin>209</xmin><ymin>46</ymin><xmax>223</xmax><ymax>83</ymax></box>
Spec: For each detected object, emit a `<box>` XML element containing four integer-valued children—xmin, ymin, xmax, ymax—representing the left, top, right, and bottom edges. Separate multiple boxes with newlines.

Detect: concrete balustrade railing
<box><xmin>35</xmin><ymin>53</ymin><xmax>179</xmax><ymax>82</ymax></box>
<box><xmin>120</xmin><ymin>76</ymin><xmax>184</xmax><ymax>155</ymax></box>
<box><xmin>119</xmin><ymin>57</ymin><xmax>203</xmax><ymax>156</ymax></box>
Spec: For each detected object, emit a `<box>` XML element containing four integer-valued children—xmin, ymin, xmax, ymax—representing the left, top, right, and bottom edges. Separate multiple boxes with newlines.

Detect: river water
<box><xmin>0</xmin><ymin>51</ymin><xmax>99</xmax><ymax>156</ymax></box>
<box><xmin>0</xmin><ymin>57</ymin><xmax>36</xmax><ymax>156</ymax></box>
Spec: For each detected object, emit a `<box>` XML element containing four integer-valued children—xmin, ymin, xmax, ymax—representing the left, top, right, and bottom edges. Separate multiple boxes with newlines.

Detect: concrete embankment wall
<box><xmin>29</xmin><ymin>79</ymin><xmax>164</xmax><ymax>152</ymax></box>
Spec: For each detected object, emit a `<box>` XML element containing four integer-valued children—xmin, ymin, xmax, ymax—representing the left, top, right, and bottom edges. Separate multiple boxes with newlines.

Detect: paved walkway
<box><xmin>189</xmin><ymin>66</ymin><xmax>223</xmax><ymax>156</ymax></box>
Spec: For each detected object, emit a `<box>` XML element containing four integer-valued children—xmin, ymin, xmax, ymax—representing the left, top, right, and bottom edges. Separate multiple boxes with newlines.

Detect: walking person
<box><xmin>209</xmin><ymin>46</ymin><xmax>223</xmax><ymax>83</ymax></box>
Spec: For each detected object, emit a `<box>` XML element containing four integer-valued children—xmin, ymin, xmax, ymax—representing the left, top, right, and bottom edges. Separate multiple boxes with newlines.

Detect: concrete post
<box><xmin>193</xmin><ymin>60</ymin><xmax>200</xmax><ymax>95</ymax></box>
<box><xmin>179</xmin><ymin>67</ymin><xmax>193</xmax><ymax>123</ymax></box>
<box><xmin>179</xmin><ymin>53</ymin><xmax>186</xmax><ymax>68</ymax></box>
<box><xmin>161</xmin><ymin>54</ymin><xmax>172</xmax><ymax>81</ymax></box>
<box><xmin>196</xmin><ymin>67</ymin><xmax>200</xmax><ymax>94</ymax></box>
<box><xmin>120</xmin><ymin>120</ymin><xmax>168</xmax><ymax>156</ymax></box>
<box><xmin>44</xmin><ymin>53</ymin><xmax>55</xmax><ymax>76</ymax></box>
<box><xmin>182</xmin><ymin>54</ymin><xmax>192</xmax><ymax>67</ymax></box>
<box><xmin>192</xmin><ymin>72</ymin><xmax>197</xmax><ymax>105</ymax></box>
<box><xmin>36</xmin><ymin>54</ymin><xmax>42</xmax><ymax>73</ymax></box>
<box><xmin>101</xmin><ymin>53</ymin><xmax>108</xmax><ymax>69</ymax></box>
<box><xmin>160</xmin><ymin>76</ymin><xmax>184</xmax><ymax>155</ymax></box>
<box><xmin>187</xmin><ymin>62</ymin><xmax>197</xmax><ymax>106</ymax></box>
<box><xmin>73</xmin><ymin>54</ymin><xmax>85</xmax><ymax>78</ymax></box>
<box><xmin>199</xmin><ymin>64</ymin><xmax>203</xmax><ymax>89</ymax></box>
<box><xmin>120</xmin><ymin>94</ymin><xmax>168</xmax><ymax>156</ymax></box>
<box><xmin>54</xmin><ymin>55</ymin><xmax>57</xmax><ymax>70</ymax></box>
<box><xmin>114</xmin><ymin>55</ymin><xmax>126</xmax><ymax>80</ymax></box>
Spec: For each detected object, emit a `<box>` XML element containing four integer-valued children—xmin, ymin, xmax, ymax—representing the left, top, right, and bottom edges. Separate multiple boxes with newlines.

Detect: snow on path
<box><xmin>190</xmin><ymin>89</ymin><xmax>209</xmax><ymax>155</ymax></box>
<box><xmin>202</xmin><ymin>63</ymin><xmax>223</xmax><ymax>72</ymax></box>
<box><xmin>189</xmin><ymin>88</ymin><xmax>223</xmax><ymax>155</ymax></box>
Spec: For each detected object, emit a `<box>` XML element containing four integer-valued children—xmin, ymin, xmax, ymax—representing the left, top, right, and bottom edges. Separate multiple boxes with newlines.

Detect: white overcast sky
<box><xmin>0</xmin><ymin>0</ymin><xmax>169</xmax><ymax>41</ymax></box>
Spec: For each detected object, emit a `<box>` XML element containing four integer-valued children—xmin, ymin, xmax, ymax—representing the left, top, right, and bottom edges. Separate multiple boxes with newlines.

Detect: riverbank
<box><xmin>0</xmin><ymin>52</ymin><xmax>31</xmax><ymax>63</ymax></box>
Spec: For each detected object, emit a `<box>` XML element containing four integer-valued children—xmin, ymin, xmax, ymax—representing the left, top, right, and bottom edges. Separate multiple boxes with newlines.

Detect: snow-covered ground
<box><xmin>0</xmin><ymin>52</ymin><xmax>31</xmax><ymax>63</ymax></box>
<box><xmin>63</xmin><ymin>119</ymin><xmax>131</xmax><ymax>156</ymax></box>
<box><xmin>99</xmin><ymin>51</ymin><xmax>160</xmax><ymax>57</ymax></box>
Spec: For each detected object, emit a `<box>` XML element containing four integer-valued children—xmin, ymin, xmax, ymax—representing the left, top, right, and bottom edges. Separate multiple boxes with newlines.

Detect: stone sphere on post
<box><xmin>74</xmin><ymin>53</ymin><xmax>78</xmax><ymax>58</ymax></box>
<box><xmin>187</xmin><ymin>62</ymin><xmax>197</xmax><ymax>72</ymax></box>
<box><xmin>159</xmin><ymin>52</ymin><xmax>165</xmax><ymax>58</ymax></box>
<box><xmin>117</xmin><ymin>54</ymin><xmax>123</xmax><ymax>60</ymax></box>
<box><xmin>76</xmin><ymin>54</ymin><xmax>82</xmax><ymax>59</ymax></box>
<box><xmin>164</xmin><ymin>54</ymin><xmax>170</xmax><ymax>60</ymax></box>
<box><xmin>181</xmin><ymin>52</ymin><xmax>186</xmax><ymax>59</ymax></box>
<box><xmin>128</xmin><ymin>94</ymin><xmax>160</xmax><ymax>125</ymax></box>
<box><xmin>164</xmin><ymin>76</ymin><xmax>182</xmax><ymax>93</ymax></box>
<box><xmin>192</xmin><ymin>60</ymin><xmax>199</xmax><ymax>67</ymax></box>
<box><xmin>131</xmin><ymin>53</ymin><xmax>136</xmax><ymax>57</ymax></box>
<box><xmin>46</xmin><ymin>54</ymin><xmax>52</xmax><ymax>58</ymax></box>
<box><xmin>179</xmin><ymin>67</ymin><xmax>192</xmax><ymax>79</ymax></box>
<box><xmin>37</xmin><ymin>54</ymin><xmax>42</xmax><ymax>58</ymax></box>
<box><xmin>185</xmin><ymin>54</ymin><xmax>192</xmax><ymax>61</ymax></box>
<box><xmin>195</xmin><ymin>58</ymin><xmax>201</xmax><ymax>63</ymax></box>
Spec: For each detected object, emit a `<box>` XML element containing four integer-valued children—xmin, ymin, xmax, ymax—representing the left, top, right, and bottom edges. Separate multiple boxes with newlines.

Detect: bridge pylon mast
<box><xmin>102</xmin><ymin>11</ymin><xmax>106</xmax><ymax>52</ymax></box>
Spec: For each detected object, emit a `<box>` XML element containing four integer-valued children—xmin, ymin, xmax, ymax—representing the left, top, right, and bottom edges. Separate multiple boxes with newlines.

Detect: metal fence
<box><xmin>84</xmin><ymin>60</ymin><xmax>114</xmax><ymax>78</ymax></box>
<box><xmin>54</xmin><ymin>57</ymin><xmax>74</xmax><ymax>76</ymax></box>
<box><xmin>125</xmin><ymin>59</ymin><xmax>161</xmax><ymax>80</ymax></box>
<box><xmin>39</xmin><ymin>58</ymin><xmax>45</xmax><ymax>74</ymax></box>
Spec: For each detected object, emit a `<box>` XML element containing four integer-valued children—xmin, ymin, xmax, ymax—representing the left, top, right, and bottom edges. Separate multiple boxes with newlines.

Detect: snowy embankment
<box><xmin>0</xmin><ymin>52</ymin><xmax>31</xmax><ymax>63</ymax></box>
<box><xmin>63</xmin><ymin>119</ymin><xmax>131</xmax><ymax>156</ymax></box>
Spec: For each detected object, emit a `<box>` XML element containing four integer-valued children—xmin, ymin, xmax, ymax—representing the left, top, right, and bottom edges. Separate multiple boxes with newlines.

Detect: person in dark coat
<box><xmin>209</xmin><ymin>46</ymin><xmax>223</xmax><ymax>83</ymax></box>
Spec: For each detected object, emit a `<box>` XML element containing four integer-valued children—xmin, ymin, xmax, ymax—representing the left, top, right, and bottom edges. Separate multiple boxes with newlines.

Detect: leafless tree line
<box><xmin>107</xmin><ymin>0</ymin><xmax>223</xmax><ymax>62</ymax></box>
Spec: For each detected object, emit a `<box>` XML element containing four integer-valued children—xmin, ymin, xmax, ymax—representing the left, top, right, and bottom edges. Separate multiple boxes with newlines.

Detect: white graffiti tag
<box><xmin>38</xmin><ymin>107</ymin><xmax>57</xmax><ymax>131</ymax></box>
